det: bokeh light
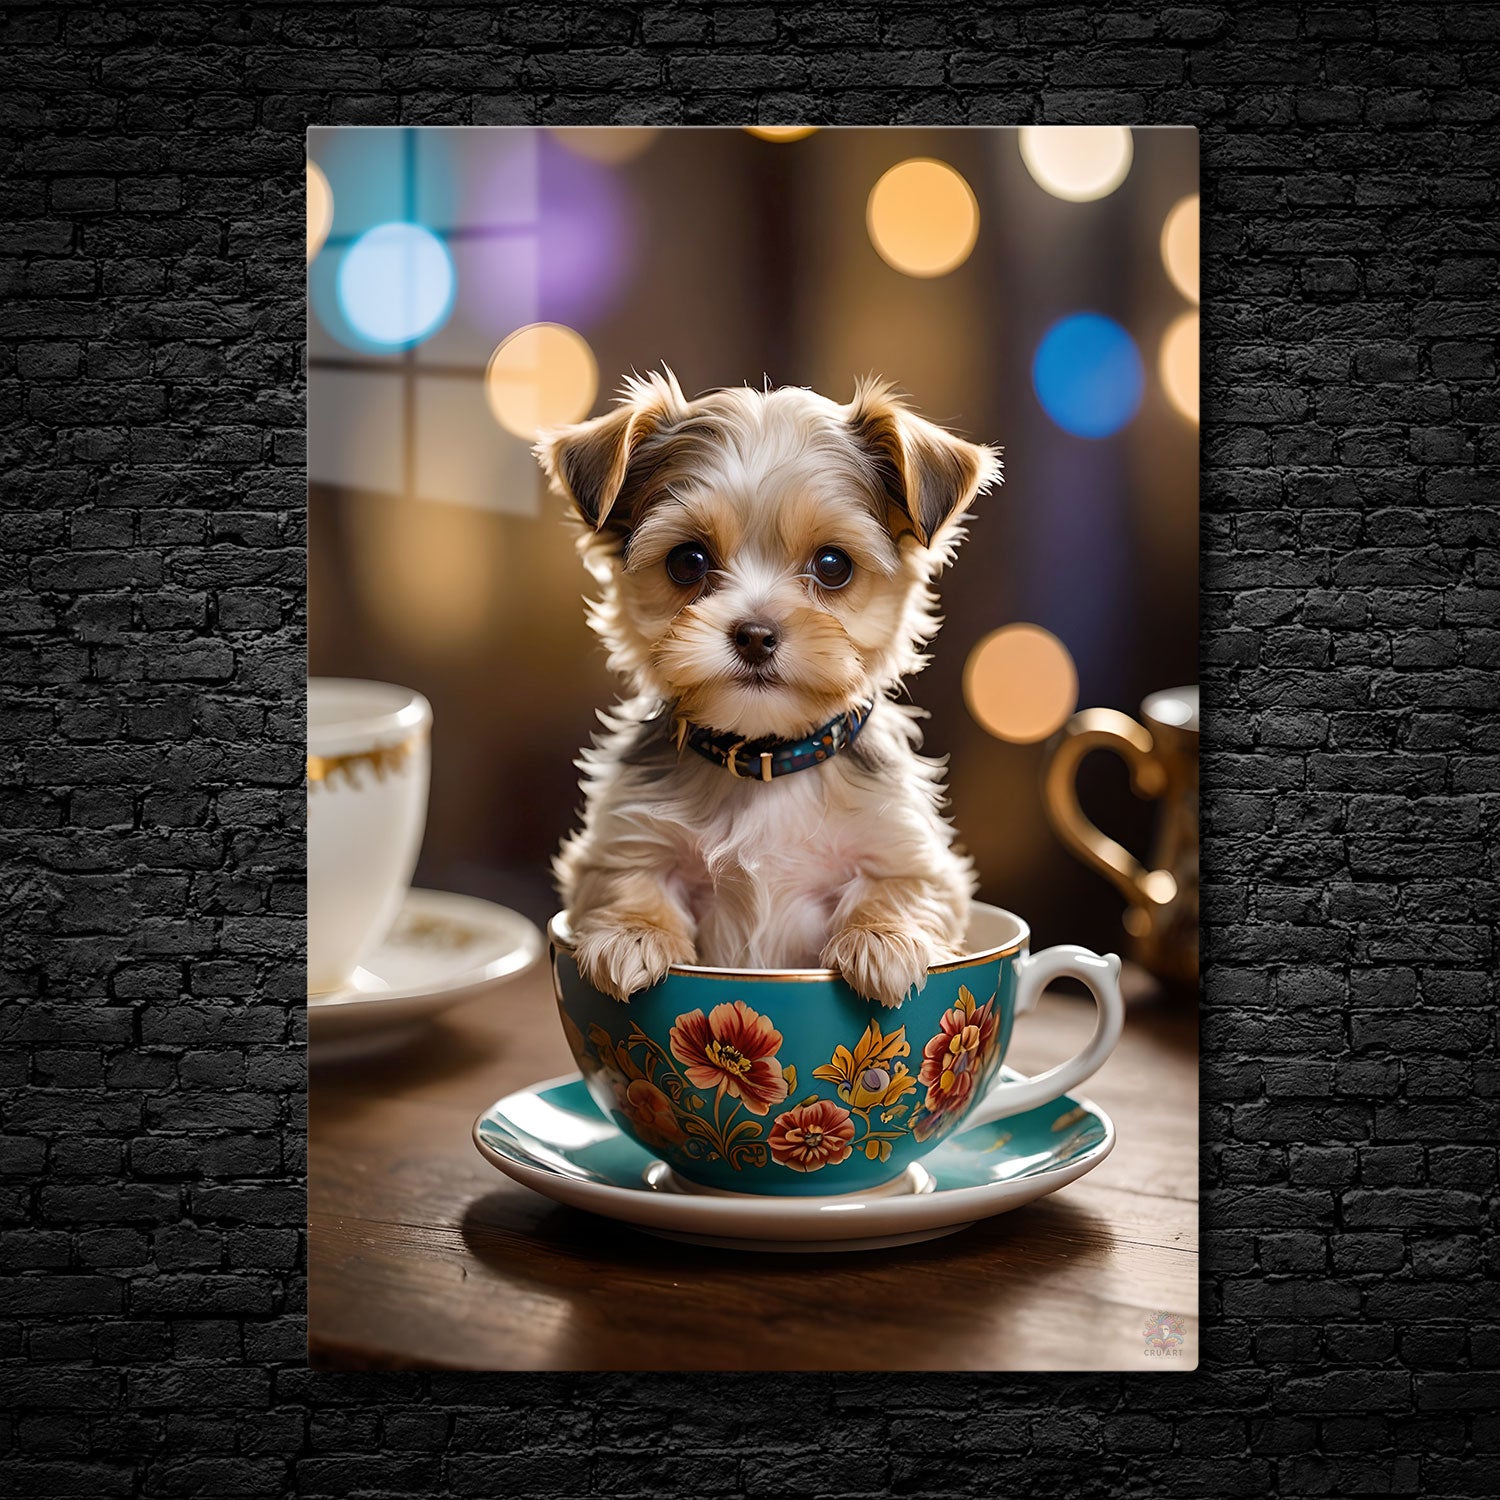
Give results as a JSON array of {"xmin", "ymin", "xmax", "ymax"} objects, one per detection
[
  {"xmin": 336, "ymin": 222, "xmax": 455, "ymax": 349},
  {"xmin": 964, "ymin": 624, "xmax": 1079, "ymax": 744},
  {"xmin": 1032, "ymin": 313, "xmax": 1144, "ymax": 439},
  {"xmin": 1161, "ymin": 194, "xmax": 1199, "ymax": 303},
  {"xmin": 1159, "ymin": 310, "xmax": 1199, "ymax": 424},
  {"xmin": 866, "ymin": 159, "xmax": 979, "ymax": 278},
  {"xmin": 352, "ymin": 495, "xmax": 494, "ymax": 650},
  {"xmin": 551, "ymin": 128, "xmax": 660, "ymax": 165},
  {"xmin": 745, "ymin": 126, "xmax": 820, "ymax": 142},
  {"xmin": 1019, "ymin": 127, "xmax": 1133, "ymax": 203},
  {"xmin": 485, "ymin": 323, "xmax": 598, "ymax": 439},
  {"xmin": 524, "ymin": 136, "xmax": 637, "ymax": 328},
  {"xmin": 307, "ymin": 160, "xmax": 333, "ymax": 263}
]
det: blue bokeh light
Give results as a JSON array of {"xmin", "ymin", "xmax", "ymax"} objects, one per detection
[
  {"xmin": 1031, "ymin": 313, "xmax": 1144, "ymax": 439},
  {"xmin": 336, "ymin": 222, "xmax": 455, "ymax": 349}
]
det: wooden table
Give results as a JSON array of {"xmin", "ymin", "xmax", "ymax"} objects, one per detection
[{"xmin": 309, "ymin": 953, "xmax": 1198, "ymax": 1371}]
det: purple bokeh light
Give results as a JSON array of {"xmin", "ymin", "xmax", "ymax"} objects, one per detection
[
  {"xmin": 535, "ymin": 135, "xmax": 637, "ymax": 327},
  {"xmin": 459, "ymin": 134, "xmax": 637, "ymax": 341}
]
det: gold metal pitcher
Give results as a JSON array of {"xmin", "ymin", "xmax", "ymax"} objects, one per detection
[{"xmin": 1044, "ymin": 686, "xmax": 1199, "ymax": 986}]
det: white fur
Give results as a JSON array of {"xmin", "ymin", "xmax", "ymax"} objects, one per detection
[
  {"xmin": 561, "ymin": 699, "xmax": 973, "ymax": 971},
  {"xmin": 539, "ymin": 375, "xmax": 1001, "ymax": 1006}
]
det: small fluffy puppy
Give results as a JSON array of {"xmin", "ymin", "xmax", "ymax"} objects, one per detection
[{"xmin": 536, "ymin": 371, "xmax": 1001, "ymax": 1008}]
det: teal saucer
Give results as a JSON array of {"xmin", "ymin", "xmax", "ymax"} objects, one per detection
[{"xmin": 473, "ymin": 1068, "xmax": 1115, "ymax": 1252}]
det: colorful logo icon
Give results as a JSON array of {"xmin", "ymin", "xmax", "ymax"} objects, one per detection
[{"xmin": 1143, "ymin": 1311, "xmax": 1186, "ymax": 1355}]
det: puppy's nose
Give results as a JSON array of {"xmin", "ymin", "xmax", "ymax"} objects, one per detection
[{"xmin": 731, "ymin": 620, "xmax": 779, "ymax": 664}]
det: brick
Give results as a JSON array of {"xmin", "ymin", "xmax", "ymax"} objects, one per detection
[{"xmin": 0, "ymin": 10, "xmax": 1490, "ymax": 1494}]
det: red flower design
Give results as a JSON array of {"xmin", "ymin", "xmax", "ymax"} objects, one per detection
[
  {"xmin": 668, "ymin": 1000, "xmax": 788, "ymax": 1116},
  {"xmin": 615, "ymin": 1077, "xmax": 686, "ymax": 1149},
  {"xmin": 768, "ymin": 1099, "xmax": 856, "ymax": 1172},
  {"xmin": 912, "ymin": 987, "xmax": 999, "ymax": 1138}
]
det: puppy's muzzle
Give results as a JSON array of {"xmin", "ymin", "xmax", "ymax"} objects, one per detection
[{"xmin": 731, "ymin": 620, "xmax": 779, "ymax": 666}]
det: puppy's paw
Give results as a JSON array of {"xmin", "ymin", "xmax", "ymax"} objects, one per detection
[
  {"xmin": 575, "ymin": 921, "xmax": 696, "ymax": 1002},
  {"xmin": 822, "ymin": 926, "xmax": 931, "ymax": 1009}
]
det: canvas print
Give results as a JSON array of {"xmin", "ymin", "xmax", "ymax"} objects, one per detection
[{"xmin": 306, "ymin": 125, "xmax": 1199, "ymax": 1371}]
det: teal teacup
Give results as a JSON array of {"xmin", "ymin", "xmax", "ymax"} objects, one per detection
[{"xmin": 549, "ymin": 904, "xmax": 1125, "ymax": 1196}]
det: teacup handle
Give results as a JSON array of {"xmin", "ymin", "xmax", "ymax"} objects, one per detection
[
  {"xmin": 964, "ymin": 945, "xmax": 1125, "ymax": 1128},
  {"xmin": 1044, "ymin": 708, "xmax": 1178, "ymax": 915}
]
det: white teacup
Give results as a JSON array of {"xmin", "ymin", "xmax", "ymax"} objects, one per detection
[{"xmin": 307, "ymin": 679, "xmax": 431, "ymax": 995}]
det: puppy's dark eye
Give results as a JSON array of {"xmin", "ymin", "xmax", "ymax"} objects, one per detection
[
  {"xmin": 811, "ymin": 547, "xmax": 854, "ymax": 589},
  {"xmin": 666, "ymin": 542, "xmax": 711, "ymax": 586}
]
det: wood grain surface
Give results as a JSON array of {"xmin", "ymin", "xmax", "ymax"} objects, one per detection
[{"xmin": 309, "ymin": 955, "xmax": 1198, "ymax": 1371}]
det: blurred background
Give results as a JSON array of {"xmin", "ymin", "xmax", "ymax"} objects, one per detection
[{"xmin": 308, "ymin": 126, "xmax": 1198, "ymax": 960}]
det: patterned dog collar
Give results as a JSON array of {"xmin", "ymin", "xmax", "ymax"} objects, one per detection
[{"xmin": 676, "ymin": 702, "xmax": 873, "ymax": 781}]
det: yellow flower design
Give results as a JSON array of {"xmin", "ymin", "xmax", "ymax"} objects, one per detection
[{"xmin": 812, "ymin": 1019, "xmax": 917, "ymax": 1111}]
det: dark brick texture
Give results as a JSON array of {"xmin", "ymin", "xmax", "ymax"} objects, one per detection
[{"xmin": 2, "ymin": 3, "xmax": 1496, "ymax": 1496}]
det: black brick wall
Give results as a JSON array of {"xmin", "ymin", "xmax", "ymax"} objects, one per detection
[{"xmin": 2, "ymin": 4, "xmax": 1495, "ymax": 1495}]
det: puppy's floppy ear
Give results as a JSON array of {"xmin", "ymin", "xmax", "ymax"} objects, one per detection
[
  {"xmin": 846, "ymin": 377, "xmax": 1002, "ymax": 548},
  {"xmin": 535, "ymin": 370, "xmax": 686, "ymax": 531}
]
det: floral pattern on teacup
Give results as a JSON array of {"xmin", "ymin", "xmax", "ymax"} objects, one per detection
[
  {"xmin": 811, "ymin": 1018, "xmax": 919, "ymax": 1163},
  {"xmin": 767, "ymin": 1098, "xmax": 857, "ymax": 1172},
  {"xmin": 668, "ymin": 1000, "xmax": 789, "ymax": 1116},
  {"xmin": 574, "ymin": 987, "xmax": 1000, "ymax": 1175},
  {"xmin": 616, "ymin": 1077, "xmax": 687, "ymax": 1150},
  {"xmin": 583, "ymin": 1002, "xmax": 787, "ymax": 1172},
  {"xmin": 910, "ymin": 986, "xmax": 1001, "ymax": 1143}
]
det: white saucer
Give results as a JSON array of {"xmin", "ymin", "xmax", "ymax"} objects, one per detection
[
  {"xmin": 309, "ymin": 889, "xmax": 542, "ymax": 1043},
  {"xmin": 472, "ymin": 1070, "xmax": 1115, "ymax": 1253}
]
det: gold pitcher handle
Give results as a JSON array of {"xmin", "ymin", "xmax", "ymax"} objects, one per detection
[{"xmin": 1044, "ymin": 708, "xmax": 1178, "ymax": 916}]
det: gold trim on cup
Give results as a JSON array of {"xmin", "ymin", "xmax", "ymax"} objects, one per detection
[
  {"xmin": 546, "ymin": 907, "xmax": 1029, "ymax": 984},
  {"xmin": 306, "ymin": 726, "xmax": 428, "ymax": 791}
]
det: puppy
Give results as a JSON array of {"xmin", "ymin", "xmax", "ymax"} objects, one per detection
[{"xmin": 536, "ymin": 370, "xmax": 1001, "ymax": 1008}]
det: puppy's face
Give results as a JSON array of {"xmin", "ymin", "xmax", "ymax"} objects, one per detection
[{"xmin": 537, "ymin": 374, "xmax": 1000, "ymax": 739}]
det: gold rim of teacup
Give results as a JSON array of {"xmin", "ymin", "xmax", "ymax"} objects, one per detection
[
  {"xmin": 546, "ymin": 904, "xmax": 1029, "ymax": 983},
  {"xmin": 306, "ymin": 726, "xmax": 429, "ymax": 790}
]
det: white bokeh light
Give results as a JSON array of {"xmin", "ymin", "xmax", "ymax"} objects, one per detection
[{"xmin": 1019, "ymin": 127, "xmax": 1134, "ymax": 203}]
